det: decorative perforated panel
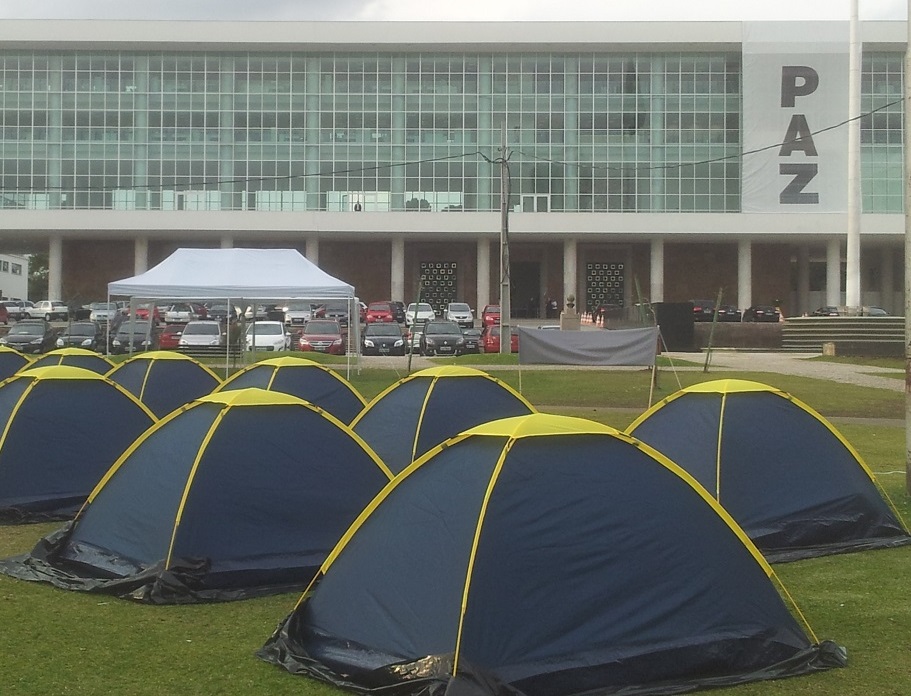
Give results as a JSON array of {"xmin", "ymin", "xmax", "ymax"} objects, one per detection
[
  {"xmin": 419, "ymin": 262, "xmax": 458, "ymax": 315},
  {"xmin": 586, "ymin": 262, "xmax": 625, "ymax": 312}
]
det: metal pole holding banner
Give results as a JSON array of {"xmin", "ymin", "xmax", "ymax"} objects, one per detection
[{"xmin": 904, "ymin": 0, "xmax": 911, "ymax": 495}]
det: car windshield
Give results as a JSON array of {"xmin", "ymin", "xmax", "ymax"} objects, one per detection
[
  {"xmin": 426, "ymin": 322, "xmax": 461, "ymax": 335},
  {"xmin": 449, "ymin": 303, "xmax": 470, "ymax": 312},
  {"xmin": 119, "ymin": 322, "xmax": 152, "ymax": 335},
  {"xmin": 486, "ymin": 306, "xmax": 500, "ymax": 314},
  {"xmin": 90, "ymin": 302, "xmax": 115, "ymax": 310},
  {"xmin": 247, "ymin": 323, "xmax": 283, "ymax": 335},
  {"xmin": 368, "ymin": 303, "xmax": 390, "ymax": 311},
  {"xmin": 9, "ymin": 324, "xmax": 43, "ymax": 335},
  {"xmin": 305, "ymin": 321, "xmax": 340, "ymax": 335},
  {"xmin": 68, "ymin": 325, "xmax": 96, "ymax": 336},
  {"xmin": 286, "ymin": 301, "xmax": 311, "ymax": 311},
  {"xmin": 408, "ymin": 303, "xmax": 433, "ymax": 312},
  {"xmin": 366, "ymin": 324, "xmax": 401, "ymax": 336},
  {"xmin": 183, "ymin": 323, "xmax": 219, "ymax": 335}
]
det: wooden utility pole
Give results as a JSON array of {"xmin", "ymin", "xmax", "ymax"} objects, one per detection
[{"xmin": 499, "ymin": 122, "xmax": 512, "ymax": 355}]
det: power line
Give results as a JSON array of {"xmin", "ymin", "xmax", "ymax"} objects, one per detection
[
  {"xmin": 512, "ymin": 98, "xmax": 905, "ymax": 175},
  {"xmin": 1, "ymin": 97, "xmax": 904, "ymax": 193}
]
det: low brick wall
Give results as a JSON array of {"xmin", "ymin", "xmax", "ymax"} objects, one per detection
[{"xmin": 694, "ymin": 322, "xmax": 783, "ymax": 351}]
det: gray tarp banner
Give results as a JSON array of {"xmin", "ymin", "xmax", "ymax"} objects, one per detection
[{"xmin": 518, "ymin": 326, "xmax": 659, "ymax": 366}]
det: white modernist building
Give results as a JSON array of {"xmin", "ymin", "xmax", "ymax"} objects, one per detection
[{"xmin": 0, "ymin": 19, "xmax": 905, "ymax": 316}]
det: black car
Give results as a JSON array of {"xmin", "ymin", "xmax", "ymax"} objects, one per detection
[
  {"xmin": 56, "ymin": 321, "xmax": 105, "ymax": 351},
  {"xmin": 0, "ymin": 320, "xmax": 57, "ymax": 354},
  {"xmin": 716, "ymin": 304, "xmax": 742, "ymax": 322},
  {"xmin": 391, "ymin": 301, "xmax": 407, "ymax": 323},
  {"xmin": 419, "ymin": 320, "xmax": 466, "ymax": 356},
  {"xmin": 362, "ymin": 323, "xmax": 406, "ymax": 356},
  {"xmin": 461, "ymin": 327, "xmax": 482, "ymax": 354},
  {"xmin": 691, "ymin": 300, "xmax": 716, "ymax": 322},
  {"xmin": 742, "ymin": 305, "xmax": 781, "ymax": 323},
  {"xmin": 110, "ymin": 319, "xmax": 159, "ymax": 354}
]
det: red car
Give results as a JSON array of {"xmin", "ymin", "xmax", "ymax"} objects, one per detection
[
  {"xmin": 134, "ymin": 303, "xmax": 161, "ymax": 323},
  {"xmin": 298, "ymin": 319, "xmax": 346, "ymax": 355},
  {"xmin": 158, "ymin": 323, "xmax": 184, "ymax": 350},
  {"xmin": 365, "ymin": 301, "xmax": 395, "ymax": 324},
  {"xmin": 480, "ymin": 325, "xmax": 518, "ymax": 353},
  {"xmin": 481, "ymin": 304, "xmax": 501, "ymax": 327}
]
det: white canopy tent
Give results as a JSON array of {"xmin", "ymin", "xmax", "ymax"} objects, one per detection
[{"xmin": 107, "ymin": 248, "xmax": 359, "ymax": 376}]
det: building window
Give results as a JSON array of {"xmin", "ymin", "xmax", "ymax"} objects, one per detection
[
  {"xmin": 0, "ymin": 261, "xmax": 8, "ymax": 272},
  {"xmin": 11, "ymin": 263, "xmax": 21, "ymax": 275}
]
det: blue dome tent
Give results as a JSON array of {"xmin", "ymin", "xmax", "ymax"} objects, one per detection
[
  {"xmin": 0, "ymin": 388, "xmax": 392, "ymax": 602},
  {"xmin": 351, "ymin": 366, "xmax": 535, "ymax": 473},
  {"xmin": 105, "ymin": 351, "xmax": 221, "ymax": 418},
  {"xmin": 627, "ymin": 379, "xmax": 911, "ymax": 561},
  {"xmin": 217, "ymin": 356, "xmax": 366, "ymax": 424},
  {"xmin": 31, "ymin": 347, "xmax": 113, "ymax": 375},
  {"xmin": 0, "ymin": 366, "xmax": 156, "ymax": 521},
  {"xmin": 260, "ymin": 414, "xmax": 845, "ymax": 696}
]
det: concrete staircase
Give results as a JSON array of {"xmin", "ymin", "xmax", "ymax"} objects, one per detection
[{"xmin": 781, "ymin": 316, "xmax": 904, "ymax": 356}]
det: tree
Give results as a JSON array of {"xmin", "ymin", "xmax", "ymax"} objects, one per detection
[{"xmin": 27, "ymin": 253, "xmax": 48, "ymax": 300}]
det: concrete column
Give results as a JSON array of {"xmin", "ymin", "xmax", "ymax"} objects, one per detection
[
  {"xmin": 649, "ymin": 238, "xmax": 665, "ymax": 303},
  {"xmin": 881, "ymin": 245, "xmax": 894, "ymax": 312},
  {"xmin": 391, "ymin": 237, "xmax": 405, "ymax": 302},
  {"xmin": 220, "ymin": 236, "xmax": 233, "ymax": 249},
  {"xmin": 476, "ymin": 239, "xmax": 491, "ymax": 311},
  {"xmin": 826, "ymin": 238, "xmax": 842, "ymax": 307},
  {"xmin": 134, "ymin": 237, "xmax": 149, "ymax": 275},
  {"xmin": 797, "ymin": 245, "xmax": 810, "ymax": 315},
  {"xmin": 305, "ymin": 237, "xmax": 319, "ymax": 266},
  {"xmin": 48, "ymin": 236, "xmax": 63, "ymax": 301},
  {"xmin": 563, "ymin": 238, "xmax": 577, "ymax": 306},
  {"xmin": 737, "ymin": 239, "xmax": 752, "ymax": 311}
]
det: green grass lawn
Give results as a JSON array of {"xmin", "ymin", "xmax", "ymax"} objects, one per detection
[{"xmin": 1, "ymin": 367, "xmax": 910, "ymax": 695}]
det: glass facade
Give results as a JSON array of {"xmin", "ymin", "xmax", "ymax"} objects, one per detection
[{"xmin": 0, "ymin": 48, "xmax": 901, "ymax": 214}]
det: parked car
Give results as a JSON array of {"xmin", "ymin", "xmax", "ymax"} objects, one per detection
[
  {"xmin": 461, "ymin": 327, "xmax": 482, "ymax": 354},
  {"xmin": 445, "ymin": 302, "xmax": 474, "ymax": 328},
  {"xmin": 405, "ymin": 302, "xmax": 436, "ymax": 327},
  {"xmin": 314, "ymin": 301, "xmax": 351, "ymax": 329},
  {"xmin": 863, "ymin": 306, "xmax": 889, "ymax": 316},
  {"xmin": 29, "ymin": 300, "xmax": 69, "ymax": 321},
  {"xmin": 404, "ymin": 324, "xmax": 424, "ymax": 354},
  {"xmin": 245, "ymin": 321, "xmax": 291, "ymax": 352},
  {"xmin": 2, "ymin": 300, "xmax": 32, "ymax": 321},
  {"xmin": 419, "ymin": 320, "xmax": 466, "ymax": 356},
  {"xmin": 88, "ymin": 302, "xmax": 118, "ymax": 324},
  {"xmin": 244, "ymin": 304, "xmax": 276, "ymax": 321},
  {"xmin": 365, "ymin": 301, "xmax": 396, "ymax": 324},
  {"xmin": 391, "ymin": 301, "xmax": 407, "ymax": 323},
  {"xmin": 134, "ymin": 303, "xmax": 161, "ymax": 323},
  {"xmin": 480, "ymin": 325, "xmax": 519, "ymax": 353},
  {"xmin": 282, "ymin": 300, "xmax": 314, "ymax": 326},
  {"xmin": 178, "ymin": 320, "xmax": 225, "ymax": 350},
  {"xmin": 0, "ymin": 304, "xmax": 9, "ymax": 325},
  {"xmin": 164, "ymin": 302, "xmax": 201, "ymax": 323},
  {"xmin": 691, "ymin": 299, "xmax": 716, "ymax": 322},
  {"xmin": 56, "ymin": 321, "xmax": 104, "ymax": 351},
  {"xmin": 0, "ymin": 320, "xmax": 57, "ymax": 353},
  {"xmin": 205, "ymin": 302, "xmax": 238, "ymax": 324},
  {"xmin": 298, "ymin": 319, "xmax": 346, "ymax": 355},
  {"xmin": 158, "ymin": 323, "xmax": 184, "ymax": 350},
  {"xmin": 811, "ymin": 306, "xmax": 840, "ymax": 317},
  {"xmin": 717, "ymin": 304, "xmax": 742, "ymax": 322},
  {"xmin": 481, "ymin": 304, "xmax": 501, "ymax": 327},
  {"xmin": 111, "ymin": 319, "xmax": 159, "ymax": 354},
  {"xmin": 742, "ymin": 305, "xmax": 781, "ymax": 323},
  {"xmin": 362, "ymin": 322, "xmax": 406, "ymax": 356}
]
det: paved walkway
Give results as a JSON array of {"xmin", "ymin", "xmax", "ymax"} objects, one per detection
[{"xmin": 680, "ymin": 350, "xmax": 904, "ymax": 392}]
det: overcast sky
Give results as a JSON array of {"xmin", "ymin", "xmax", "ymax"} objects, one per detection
[{"xmin": 0, "ymin": 0, "xmax": 905, "ymax": 22}]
